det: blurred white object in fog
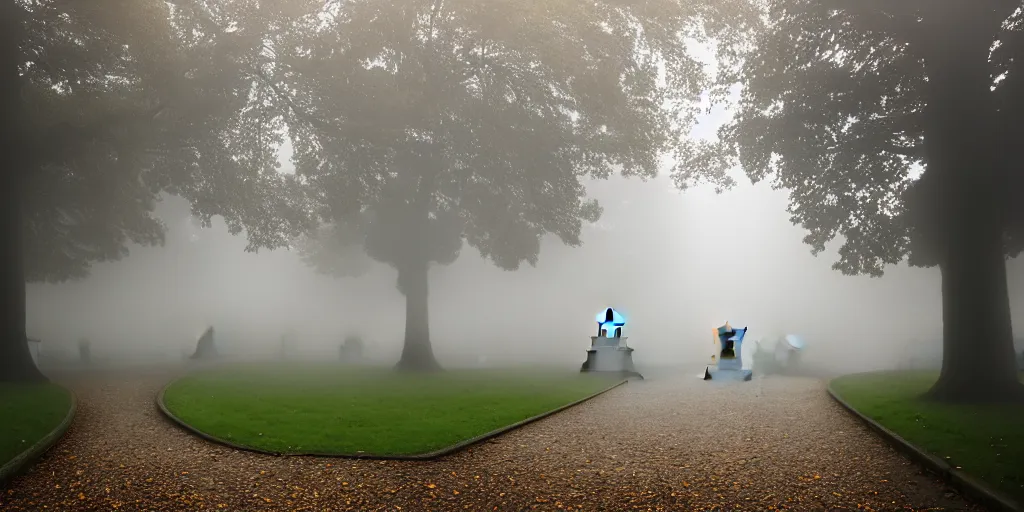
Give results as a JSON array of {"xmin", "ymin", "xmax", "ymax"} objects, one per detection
[
  {"xmin": 774, "ymin": 334, "xmax": 806, "ymax": 365},
  {"xmin": 785, "ymin": 334, "xmax": 806, "ymax": 350}
]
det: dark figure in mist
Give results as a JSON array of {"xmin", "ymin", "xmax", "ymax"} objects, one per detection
[
  {"xmin": 278, "ymin": 332, "xmax": 292, "ymax": 360},
  {"xmin": 190, "ymin": 327, "xmax": 217, "ymax": 360},
  {"xmin": 78, "ymin": 337, "xmax": 90, "ymax": 364},
  {"xmin": 340, "ymin": 335, "xmax": 364, "ymax": 363}
]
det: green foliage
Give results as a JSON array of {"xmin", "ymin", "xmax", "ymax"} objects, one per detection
[
  {"xmin": 10, "ymin": 0, "xmax": 315, "ymax": 283},
  {"xmin": 678, "ymin": 0, "xmax": 1024, "ymax": 276},
  {"xmin": 265, "ymin": 0, "xmax": 751, "ymax": 274},
  {"xmin": 161, "ymin": 364, "xmax": 618, "ymax": 456},
  {"xmin": 832, "ymin": 371, "xmax": 1024, "ymax": 501},
  {"xmin": 293, "ymin": 220, "xmax": 375, "ymax": 278},
  {"xmin": 0, "ymin": 382, "xmax": 73, "ymax": 466},
  {"xmin": 362, "ymin": 200, "xmax": 466, "ymax": 271}
]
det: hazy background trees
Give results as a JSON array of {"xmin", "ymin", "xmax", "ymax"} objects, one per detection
[
  {"xmin": 1, "ymin": 0, "xmax": 309, "ymax": 381},
  {"xmin": 678, "ymin": 0, "xmax": 1024, "ymax": 401},
  {"xmin": 260, "ymin": 0, "xmax": 754, "ymax": 370},
  {"xmin": 9, "ymin": 0, "xmax": 1024, "ymax": 394}
]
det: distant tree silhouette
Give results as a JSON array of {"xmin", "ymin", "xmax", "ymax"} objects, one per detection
[
  {"xmin": 272, "ymin": 0, "xmax": 746, "ymax": 371},
  {"xmin": 682, "ymin": 1, "xmax": 1024, "ymax": 402},
  {"xmin": 294, "ymin": 221, "xmax": 375, "ymax": 280},
  {"xmin": 0, "ymin": 1, "xmax": 312, "ymax": 382}
]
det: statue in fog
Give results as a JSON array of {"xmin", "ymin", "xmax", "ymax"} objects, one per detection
[
  {"xmin": 78, "ymin": 337, "xmax": 91, "ymax": 364},
  {"xmin": 340, "ymin": 335, "xmax": 364, "ymax": 363},
  {"xmin": 189, "ymin": 327, "xmax": 218, "ymax": 360}
]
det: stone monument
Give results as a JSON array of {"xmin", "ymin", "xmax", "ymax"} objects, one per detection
[
  {"xmin": 703, "ymin": 322, "xmax": 752, "ymax": 381},
  {"xmin": 580, "ymin": 307, "xmax": 643, "ymax": 379},
  {"xmin": 189, "ymin": 326, "xmax": 218, "ymax": 360},
  {"xmin": 339, "ymin": 335, "xmax": 364, "ymax": 364}
]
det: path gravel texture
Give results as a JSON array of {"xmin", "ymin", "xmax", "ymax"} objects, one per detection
[{"xmin": 0, "ymin": 366, "xmax": 982, "ymax": 511}]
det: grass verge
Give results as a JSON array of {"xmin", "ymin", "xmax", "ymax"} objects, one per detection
[
  {"xmin": 830, "ymin": 370, "xmax": 1024, "ymax": 503},
  {"xmin": 0, "ymin": 382, "xmax": 74, "ymax": 468},
  {"xmin": 161, "ymin": 364, "xmax": 621, "ymax": 456}
]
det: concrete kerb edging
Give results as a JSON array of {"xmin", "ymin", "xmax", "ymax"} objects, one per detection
[
  {"xmin": 157, "ymin": 378, "xmax": 629, "ymax": 461},
  {"xmin": 826, "ymin": 381, "xmax": 1023, "ymax": 512},
  {"xmin": 0, "ymin": 386, "xmax": 77, "ymax": 489}
]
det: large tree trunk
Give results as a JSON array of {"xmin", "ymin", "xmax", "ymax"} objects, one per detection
[
  {"xmin": 393, "ymin": 260, "xmax": 442, "ymax": 372},
  {"xmin": 0, "ymin": 175, "xmax": 43, "ymax": 383},
  {"xmin": 0, "ymin": 4, "xmax": 46, "ymax": 383},
  {"xmin": 920, "ymin": 9, "xmax": 1024, "ymax": 403}
]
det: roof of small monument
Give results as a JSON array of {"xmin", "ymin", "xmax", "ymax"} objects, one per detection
[{"xmin": 596, "ymin": 307, "xmax": 626, "ymax": 326}]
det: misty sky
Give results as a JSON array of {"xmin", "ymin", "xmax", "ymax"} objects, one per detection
[{"xmin": 24, "ymin": 46, "xmax": 1024, "ymax": 373}]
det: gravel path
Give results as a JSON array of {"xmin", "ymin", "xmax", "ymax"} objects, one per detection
[{"xmin": 0, "ymin": 366, "xmax": 982, "ymax": 511}]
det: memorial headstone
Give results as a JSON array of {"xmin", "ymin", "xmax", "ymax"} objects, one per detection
[
  {"xmin": 189, "ymin": 327, "xmax": 218, "ymax": 360},
  {"xmin": 579, "ymin": 307, "xmax": 643, "ymax": 379},
  {"xmin": 340, "ymin": 335, "xmax": 364, "ymax": 363}
]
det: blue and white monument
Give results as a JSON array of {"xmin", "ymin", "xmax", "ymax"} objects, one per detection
[
  {"xmin": 703, "ymin": 322, "xmax": 753, "ymax": 381},
  {"xmin": 580, "ymin": 307, "xmax": 643, "ymax": 379}
]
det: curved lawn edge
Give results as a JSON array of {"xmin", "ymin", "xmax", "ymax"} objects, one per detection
[
  {"xmin": 0, "ymin": 386, "xmax": 77, "ymax": 489},
  {"xmin": 826, "ymin": 379, "xmax": 1023, "ymax": 512},
  {"xmin": 157, "ymin": 378, "xmax": 628, "ymax": 460}
]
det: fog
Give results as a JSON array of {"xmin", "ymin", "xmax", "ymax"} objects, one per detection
[
  {"xmin": 27, "ymin": 162, "xmax": 1024, "ymax": 376},
  {"xmin": 23, "ymin": 67, "xmax": 1024, "ymax": 378}
]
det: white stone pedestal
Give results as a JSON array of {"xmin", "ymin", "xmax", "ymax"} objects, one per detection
[{"xmin": 580, "ymin": 336, "xmax": 643, "ymax": 379}]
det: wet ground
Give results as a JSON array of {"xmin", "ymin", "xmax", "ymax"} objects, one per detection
[{"xmin": 0, "ymin": 364, "xmax": 980, "ymax": 511}]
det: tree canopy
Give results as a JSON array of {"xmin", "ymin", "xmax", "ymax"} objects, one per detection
[
  {"xmin": 14, "ymin": 0, "xmax": 312, "ymax": 283},
  {"xmin": 678, "ymin": 0, "xmax": 1024, "ymax": 276},
  {"xmin": 260, "ymin": 0, "xmax": 754, "ymax": 369},
  {"xmin": 293, "ymin": 218, "xmax": 375, "ymax": 279},
  {"xmin": 680, "ymin": 0, "xmax": 1024, "ymax": 401},
  {"xmin": 274, "ymin": 0, "xmax": 758, "ymax": 265},
  {"xmin": 2, "ymin": 0, "xmax": 315, "ymax": 381}
]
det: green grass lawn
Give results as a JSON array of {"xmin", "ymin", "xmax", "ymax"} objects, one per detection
[
  {"xmin": 0, "ymin": 382, "xmax": 74, "ymax": 468},
  {"xmin": 161, "ymin": 364, "xmax": 621, "ymax": 456},
  {"xmin": 831, "ymin": 371, "xmax": 1024, "ymax": 503}
]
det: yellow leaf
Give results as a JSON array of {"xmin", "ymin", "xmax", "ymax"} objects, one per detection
[{"xmin": 426, "ymin": 483, "xmax": 437, "ymax": 489}]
